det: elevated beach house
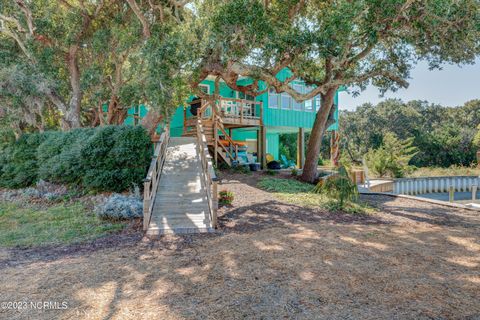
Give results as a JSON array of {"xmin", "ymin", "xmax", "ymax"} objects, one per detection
[{"xmin": 126, "ymin": 70, "xmax": 340, "ymax": 169}]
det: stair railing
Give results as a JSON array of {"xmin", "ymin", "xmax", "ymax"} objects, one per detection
[
  {"xmin": 143, "ymin": 123, "xmax": 170, "ymax": 231},
  {"xmin": 213, "ymin": 115, "xmax": 238, "ymax": 164},
  {"xmin": 196, "ymin": 118, "xmax": 218, "ymax": 228}
]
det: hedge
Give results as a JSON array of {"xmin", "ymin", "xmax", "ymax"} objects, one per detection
[{"xmin": 0, "ymin": 126, "xmax": 153, "ymax": 192}]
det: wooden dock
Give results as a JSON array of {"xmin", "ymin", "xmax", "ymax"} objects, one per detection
[{"xmin": 146, "ymin": 137, "xmax": 214, "ymax": 236}]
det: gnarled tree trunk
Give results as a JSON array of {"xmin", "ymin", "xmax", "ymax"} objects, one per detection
[
  {"xmin": 141, "ymin": 109, "xmax": 163, "ymax": 138},
  {"xmin": 301, "ymin": 87, "xmax": 337, "ymax": 183},
  {"xmin": 64, "ymin": 45, "xmax": 82, "ymax": 129}
]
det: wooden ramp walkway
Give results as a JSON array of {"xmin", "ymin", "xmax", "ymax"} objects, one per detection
[{"xmin": 146, "ymin": 137, "xmax": 214, "ymax": 236}]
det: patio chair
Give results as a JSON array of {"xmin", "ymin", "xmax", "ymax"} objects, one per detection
[
  {"xmin": 280, "ymin": 154, "xmax": 296, "ymax": 169},
  {"xmin": 266, "ymin": 153, "xmax": 275, "ymax": 163}
]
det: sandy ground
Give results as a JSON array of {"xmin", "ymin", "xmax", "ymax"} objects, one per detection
[{"xmin": 0, "ymin": 173, "xmax": 479, "ymax": 320}]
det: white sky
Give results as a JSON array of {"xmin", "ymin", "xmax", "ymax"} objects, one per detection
[{"xmin": 339, "ymin": 58, "xmax": 480, "ymax": 111}]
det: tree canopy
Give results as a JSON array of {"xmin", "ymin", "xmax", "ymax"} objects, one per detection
[
  {"xmin": 1, "ymin": 0, "xmax": 480, "ymax": 177},
  {"xmin": 342, "ymin": 99, "xmax": 480, "ymax": 168}
]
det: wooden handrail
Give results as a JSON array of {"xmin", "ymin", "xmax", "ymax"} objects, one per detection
[
  {"xmin": 198, "ymin": 100, "xmax": 211, "ymax": 118},
  {"xmin": 196, "ymin": 119, "xmax": 218, "ymax": 229},
  {"xmin": 219, "ymin": 97, "xmax": 262, "ymax": 105},
  {"xmin": 215, "ymin": 116, "xmax": 238, "ymax": 161},
  {"xmin": 143, "ymin": 123, "xmax": 170, "ymax": 231}
]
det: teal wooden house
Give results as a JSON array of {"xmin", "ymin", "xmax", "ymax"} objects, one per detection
[{"xmin": 126, "ymin": 70, "xmax": 340, "ymax": 169}]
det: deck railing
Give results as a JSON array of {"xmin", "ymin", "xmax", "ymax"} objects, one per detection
[
  {"xmin": 219, "ymin": 98, "xmax": 262, "ymax": 120},
  {"xmin": 196, "ymin": 118, "xmax": 218, "ymax": 228},
  {"xmin": 143, "ymin": 124, "xmax": 170, "ymax": 231},
  {"xmin": 186, "ymin": 97, "xmax": 262, "ymax": 121}
]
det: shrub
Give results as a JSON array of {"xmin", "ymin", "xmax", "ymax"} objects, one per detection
[
  {"xmin": 473, "ymin": 124, "xmax": 480, "ymax": 149},
  {"xmin": 219, "ymin": 190, "xmax": 234, "ymax": 205},
  {"xmin": 95, "ymin": 194, "xmax": 143, "ymax": 220},
  {"xmin": 0, "ymin": 144, "xmax": 11, "ymax": 180},
  {"xmin": 265, "ymin": 169, "xmax": 277, "ymax": 176},
  {"xmin": 0, "ymin": 126, "xmax": 152, "ymax": 192},
  {"xmin": 0, "ymin": 132, "xmax": 50, "ymax": 188},
  {"xmin": 81, "ymin": 126, "xmax": 152, "ymax": 192},
  {"xmin": 232, "ymin": 164, "xmax": 250, "ymax": 174},
  {"xmin": 37, "ymin": 128, "xmax": 94, "ymax": 184},
  {"xmin": 312, "ymin": 166, "xmax": 358, "ymax": 208},
  {"xmin": 291, "ymin": 167, "xmax": 298, "ymax": 176},
  {"xmin": 365, "ymin": 133, "xmax": 418, "ymax": 178}
]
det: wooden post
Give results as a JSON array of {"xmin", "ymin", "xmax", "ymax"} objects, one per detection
[
  {"xmin": 143, "ymin": 181, "xmax": 151, "ymax": 231},
  {"xmin": 472, "ymin": 185, "xmax": 477, "ymax": 201},
  {"xmin": 212, "ymin": 181, "xmax": 218, "ymax": 228},
  {"xmin": 183, "ymin": 107, "xmax": 187, "ymax": 135},
  {"xmin": 297, "ymin": 127, "xmax": 305, "ymax": 169},
  {"xmin": 449, "ymin": 186, "xmax": 454, "ymax": 202},
  {"xmin": 260, "ymin": 125, "xmax": 267, "ymax": 169},
  {"xmin": 257, "ymin": 128, "xmax": 261, "ymax": 165},
  {"xmin": 259, "ymin": 101, "xmax": 263, "ymax": 122},
  {"xmin": 240, "ymin": 100, "xmax": 244, "ymax": 123},
  {"xmin": 214, "ymin": 121, "xmax": 218, "ymax": 166}
]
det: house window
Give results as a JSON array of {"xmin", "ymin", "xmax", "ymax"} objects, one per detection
[
  {"xmin": 305, "ymin": 99, "xmax": 313, "ymax": 111},
  {"xmin": 304, "ymin": 86, "xmax": 313, "ymax": 111},
  {"xmin": 268, "ymin": 88, "xmax": 279, "ymax": 108},
  {"xmin": 292, "ymin": 84, "xmax": 303, "ymax": 110},
  {"xmin": 199, "ymin": 84, "xmax": 210, "ymax": 94},
  {"xmin": 239, "ymin": 92, "xmax": 255, "ymax": 101},
  {"xmin": 281, "ymin": 92, "xmax": 291, "ymax": 109},
  {"xmin": 315, "ymin": 95, "xmax": 321, "ymax": 111}
]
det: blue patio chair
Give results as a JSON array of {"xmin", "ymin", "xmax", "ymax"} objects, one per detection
[{"xmin": 280, "ymin": 154, "xmax": 296, "ymax": 169}]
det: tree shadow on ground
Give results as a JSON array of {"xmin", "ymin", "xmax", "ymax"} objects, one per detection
[{"xmin": 1, "ymin": 175, "xmax": 480, "ymax": 319}]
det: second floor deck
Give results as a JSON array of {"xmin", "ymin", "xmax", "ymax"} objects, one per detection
[{"xmin": 184, "ymin": 97, "xmax": 263, "ymax": 129}]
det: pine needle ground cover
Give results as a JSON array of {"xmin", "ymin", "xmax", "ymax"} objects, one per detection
[{"xmin": 1, "ymin": 173, "xmax": 479, "ymax": 319}]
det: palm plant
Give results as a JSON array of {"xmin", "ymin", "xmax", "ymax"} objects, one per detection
[{"xmin": 312, "ymin": 166, "xmax": 358, "ymax": 208}]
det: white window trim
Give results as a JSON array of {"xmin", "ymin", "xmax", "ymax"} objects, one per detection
[
  {"xmin": 305, "ymin": 99, "xmax": 313, "ymax": 112},
  {"xmin": 292, "ymin": 84, "xmax": 304, "ymax": 111},
  {"xmin": 268, "ymin": 88, "xmax": 279, "ymax": 109},
  {"xmin": 281, "ymin": 92, "xmax": 292, "ymax": 110},
  {"xmin": 315, "ymin": 96, "xmax": 321, "ymax": 111}
]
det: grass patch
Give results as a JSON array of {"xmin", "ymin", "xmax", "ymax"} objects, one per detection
[
  {"xmin": 257, "ymin": 177, "xmax": 313, "ymax": 193},
  {"xmin": 407, "ymin": 166, "xmax": 480, "ymax": 177},
  {"xmin": 0, "ymin": 202, "xmax": 125, "ymax": 247},
  {"xmin": 257, "ymin": 177, "xmax": 374, "ymax": 215}
]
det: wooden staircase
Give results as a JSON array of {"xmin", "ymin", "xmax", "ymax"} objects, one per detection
[
  {"xmin": 183, "ymin": 97, "xmax": 263, "ymax": 167},
  {"xmin": 183, "ymin": 113, "xmax": 237, "ymax": 167}
]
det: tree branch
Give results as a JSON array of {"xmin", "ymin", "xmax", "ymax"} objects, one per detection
[{"xmin": 126, "ymin": 0, "xmax": 151, "ymax": 38}]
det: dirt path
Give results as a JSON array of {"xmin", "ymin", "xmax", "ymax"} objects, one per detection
[{"xmin": 1, "ymin": 173, "xmax": 479, "ymax": 319}]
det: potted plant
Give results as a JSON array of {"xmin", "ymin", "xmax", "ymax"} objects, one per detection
[{"xmin": 219, "ymin": 190, "xmax": 234, "ymax": 205}]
